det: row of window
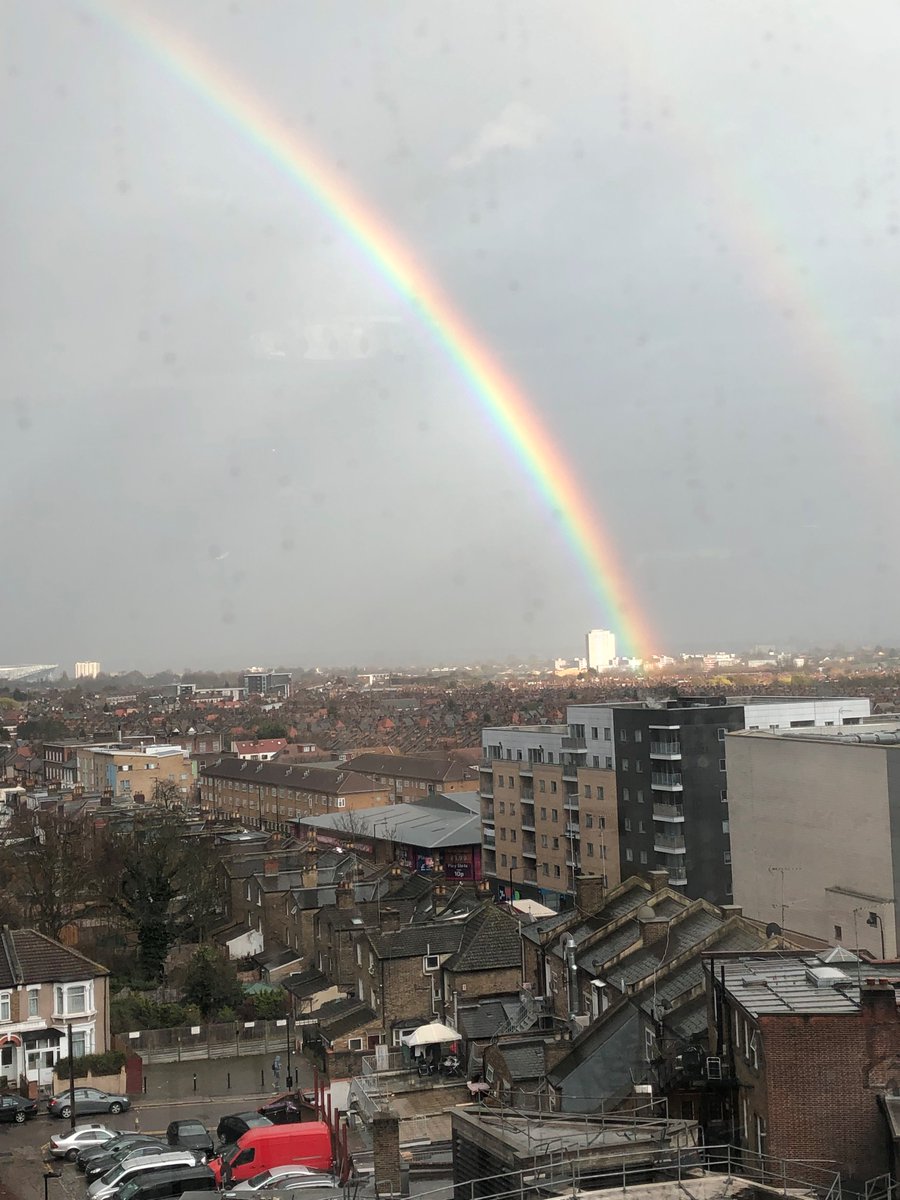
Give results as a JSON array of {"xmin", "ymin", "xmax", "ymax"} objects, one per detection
[{"xmin": 0, "ymin": 983, "xmax": 92, "ymax": 1022}]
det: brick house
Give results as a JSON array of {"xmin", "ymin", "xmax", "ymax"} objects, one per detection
[
  {"xmin": 0, "ymin": 927, "xmax": 110, "ymax": 1093},
  {"xmin": 342, "ymin": 753, "xmax": 478, "ymax": 803},
  {"xmin": 710, "ymin": 950, "xmax": 900, "ymax": 1182}
]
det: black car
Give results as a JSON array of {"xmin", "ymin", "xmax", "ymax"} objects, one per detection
[
  {"xmin": 83, "ymin": 1138, "xmax": 168, "ymax": 1181},
  {"xmin": 0, "ymin": 1094, "xmax": 38, "ymax": 1124},
  {"xmin": 166, "ymin": 1121, "xmax": 214, "ymax": 1159},
  {"xmin": 215, "ymin": 1112, "xmax": 272, "ymax": 1147},
  {"xmin": 256, "ymin": 1092, "xmax": 316, "ymax": 1125},
  {"xmin": 78, "ymin": 1134, "xmax": 166, "ymax": 1172}
]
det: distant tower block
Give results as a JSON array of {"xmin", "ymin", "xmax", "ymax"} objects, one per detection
[
  {"xmin": 585, "ymin": 629, "xmax": 616, "ymax": 672},
  {"xmin": 74, "ymin": 661, "xmax": 101, "ymax": 680}
]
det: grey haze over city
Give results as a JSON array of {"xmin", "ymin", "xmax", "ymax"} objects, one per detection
[{"xmin": 3, "ymin": 1, "xmax": 899, "ymax": 671}]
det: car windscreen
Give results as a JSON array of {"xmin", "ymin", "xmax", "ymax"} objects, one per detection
[{"xmin": 247, "ymin": 1172, "xmax": 273, "ymax": 1188}]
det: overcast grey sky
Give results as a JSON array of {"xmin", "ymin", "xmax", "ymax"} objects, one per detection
[{"xmin": 3, "ymin": 1, "xmax": 899, "ymax": 671}]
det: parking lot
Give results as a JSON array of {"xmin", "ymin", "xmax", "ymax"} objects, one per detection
[{"xmin": 0, "ymin": 1057, "xmax": 314, "ymax": 1200}]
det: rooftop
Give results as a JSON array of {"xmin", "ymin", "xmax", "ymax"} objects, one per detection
[
  {"xmin": 297, "ymin": 795, "xmax": 480, "ymax": 849},
  {"xmin": 716, "ymin": 950, "xmax": 900, "ymax": 1015},
  {"xmin": 730, "ymin": 722, "xmax": 900, "ymax": 747}
]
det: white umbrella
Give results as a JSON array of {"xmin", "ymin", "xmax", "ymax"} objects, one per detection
[{"xmin": 402, "ymin": 1021, "xmax": 462, "ymax": 1047}]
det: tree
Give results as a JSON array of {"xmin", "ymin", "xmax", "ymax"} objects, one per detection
[
  {"xmin": 151, "ymin": 778, "xmax": 182, "ymax": 810},
  {"xmin": 0, "ymin": 810, "xmax": 98, "ymax": 938},
  {"xmin": 182, "ymin": 946, "xmax": 243, "ymax": 1019},
  {"xmin": 255, "ymin": 721, "xmax": 288, "ymax": 740}
]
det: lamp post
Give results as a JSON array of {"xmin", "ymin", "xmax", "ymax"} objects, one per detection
[
  {"xmin": 867, "ymin": 910, "xmax": 887, "ymax": 960},
  {"xmin": 285, "ymin": 1011, "xmax": 293, "ymax": 1091},
  {"xmin": 66, "ymin": 1022, "xmax": 76, "ymax": 1132}
]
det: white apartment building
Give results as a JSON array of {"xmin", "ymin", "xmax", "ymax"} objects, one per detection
[
  {"xmin": 585, "ymin": 629, "xmax": 616, "ymax": 672},
  {"xmin": 74, "ymin": 662, "xmax": 101, "ymax": 680}
]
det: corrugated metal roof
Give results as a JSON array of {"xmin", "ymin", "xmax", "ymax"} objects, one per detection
[{"xmin": 721, "ymin": 953, "xmax": 900, "ymax": 1015}]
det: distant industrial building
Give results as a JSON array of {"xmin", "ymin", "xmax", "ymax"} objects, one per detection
[
  {"xmin": 727, "ymin": 721, "xmax": 900, "ymax": 958},
  {"xmin": 243, "ymin": 669, "xmax": 292, "ymax": 698},
  {"xmin": 0, "ymin": 664, "xmax": 60, "ymax": 683},
  {"xmin": 585, "ymin": 629, "xmax": 616, "ymax": 672},
  {"xmin": 74, "ymin": 661, "xmax": 101, "ymax": 680}
]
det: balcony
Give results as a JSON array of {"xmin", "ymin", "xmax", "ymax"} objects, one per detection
[
  {"xmin": 482, "ymin": 803, "xmax": 495, "ymax": 822},
  {"xmin": 653, "ymin": 802, "xmax": 685, "ymax": 822},
  {"xmin": 521, "ymin": 787, "xmax": 534, "ymax": 801},
  {"xmin": 565, "ymin": 855, "xmax": 582, "ymax": 871},
  {"xmin": 654, "ymin": 833, "xmax": 686, "ymax": 854},
  {"xmin": 480, "ymin": 779, "xmax": 494, "ymax": 798},
  {"xmin": 483, "ymin": 828, "xmax": 496, "ymax": 847},
  {"xmin": 522, "ymin": 838, "xmax": 537, "ymax": 858},
  {"xmin": 650, "ymin": 741, "xmax": 682, "ymax": 760},
  {"xmin": 521, "ymin": 819, "xmax": 536, "ymax": 832},
  {"xmin": 564, "ymin": 797, "xmax": 580, "ymax": 811},
  {"xmin": 562, "ymin": 735, "xmax": 587, "ymax": 750},
  {"xmin": 651, "ymin": 771, "xmax": 683, "ymax": 791},
  {"xmin": 565, "ymin": 822, "xmax": 580, "ymax": 837},
  {"xmin": 519, "ymin": 763, "xmax": 535, "ymax": 776},
  {"xmin": 668, "ymin": 871, "xmax": 688, "ymax": 886},
  {"xmin": 480, "ymin": 758, "xmax": 499, "ymax": 771},
  {"xmin": 562, "ymin": 760, "xmax": 580, "ymax": 781}
]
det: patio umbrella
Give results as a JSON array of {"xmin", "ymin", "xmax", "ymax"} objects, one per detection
[{"xmin": 402, "ymin": 1021, "xmax": 462, "ymax": 1047}]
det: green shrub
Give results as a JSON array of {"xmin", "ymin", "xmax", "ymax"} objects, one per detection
[{"xmin": 55, "ymin": 1050, "xmax": 126, "ymax": 1078}]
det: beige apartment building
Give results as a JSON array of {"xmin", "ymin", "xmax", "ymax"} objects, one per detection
[
  {"xmin": 726, "ymin": 723, "xmax": 900, "ymax": 958},
  {"xmin": 199, "ymin": 758, "xmax": 390, "ymax": 832},
  {"xmin": 481, "ymin": 725, "xmax": 619, "ymax": 905},
  {"xmin": 75, "ymin": 743, "xmax": 193, "ymax": 804}
]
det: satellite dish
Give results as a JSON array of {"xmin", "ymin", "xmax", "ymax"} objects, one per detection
[{"xmin": 766, "ymin": 922, "xmax": 782, "ymax": 937}]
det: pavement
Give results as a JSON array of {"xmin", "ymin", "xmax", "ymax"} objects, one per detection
[{"xmin": 0, "ymin": 1053, "xmax": 317, "ymax": 1200}]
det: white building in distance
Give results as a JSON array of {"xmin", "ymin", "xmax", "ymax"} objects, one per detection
[
  {"xmin": 585, "ymin": 629, "xmax": 616, "ymax": 672},
  {"xmin": 75, "ymin": 661, "xmax": 101, "ymax": 680}
]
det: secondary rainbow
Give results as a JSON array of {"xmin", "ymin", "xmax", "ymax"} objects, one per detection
[{"xmin": 96, "ymin": 3, "xmax": 655, "ymax": 658}]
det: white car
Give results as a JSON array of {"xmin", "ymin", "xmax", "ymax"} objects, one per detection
[
  {"xmin": 48, "ymin": 1125, "xmax": 116, "ymax": 1161},
  {"xmin": 227, "ymin": 1168, "xmax": 336, "ymax": 1195},
  {"xmin": 88, "ymin": 1151, "xmax": 200, "ymax": 1200}
]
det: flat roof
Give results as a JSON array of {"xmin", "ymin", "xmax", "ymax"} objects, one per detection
[
  {"xmin": 730, "ymin": 722, "xmax": 900, "ymax": 747},
  {"xmin": 716, "ymin": 951, "xmax": 900, "ymax": 1015}
]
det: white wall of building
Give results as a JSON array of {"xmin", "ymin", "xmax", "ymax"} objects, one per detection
[
  {"xmin": 585, "ymin": 629, "xmax": 616, "ymax": 672},
  {"xmin": 741, "ymin": 698, "xmax": 871, "ymax": 730}
]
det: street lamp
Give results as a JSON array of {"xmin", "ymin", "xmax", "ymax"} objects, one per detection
[{"xmin": 867, "ymin": 910, "xmax": 887, "ymax": 959}]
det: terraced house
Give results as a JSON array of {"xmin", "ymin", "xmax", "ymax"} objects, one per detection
[{"xmin": 0, "ymin": 928, "xmax": 110, "ymax": 1095}]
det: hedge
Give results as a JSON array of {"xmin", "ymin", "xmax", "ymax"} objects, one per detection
[{"xmin": 54, "ymin": 1050, "xmax": 126, "ymax": 1078}]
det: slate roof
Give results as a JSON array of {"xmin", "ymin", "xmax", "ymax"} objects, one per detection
[
  {"xmin": 253, "ymin": 943, "xmax": 302, "ymax": 970},
  {"xmin": 201, "ymin": 758, "xmax": 380, "ymax": 795},
  {"xmin": 499, "ymin": 1039, "xmax": 547, "ymax": 1081},
  {"xmin": 367, "ymin": 924, "xmax": 464, "ymax": 959},
  {"xmin": 444, "ymin": 905, "xmax": 522, "ymax": 972},
  {"xmin": 0, "ymin": 928, "xmax": 108, "ymax": 987},
  {"xmin": 282, "ymin": 968, "xmax": 331, "ymax": 999},
  {"xmin": 313, "ymin": 997, "xmax": 377, "ymax": 1038},
  {"xmin": 456, "ymin": 997, "xmax": 522, "ymax": 1040},
  {"xmin": 343, "ymin": 753, "xmax": 474, "ymax": 783}
]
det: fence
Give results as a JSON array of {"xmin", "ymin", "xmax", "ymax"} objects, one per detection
[{"xmin": 114, "ymin": 1017, "xmax": 296, "ymax": 1063}]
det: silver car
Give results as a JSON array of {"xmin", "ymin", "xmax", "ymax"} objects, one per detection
[
  {"xmin": 49, "ymin": 1125, "xmax": 116, "ymax": 1161},
  {"xmin": 87, "ymin": 1151, "xmax": 199, "ymax": 1200},
  {"xmin": 227, "ymin": 1169, "xmax": 334, "ymax": 1195}
]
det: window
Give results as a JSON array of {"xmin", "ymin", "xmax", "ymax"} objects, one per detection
[
  {"xmin": 423, "ymin": 954, "xmax": 440, "ymax": 971},
  {"xmin": 551, "ymin": 808, "xmax": 558, "ymax": 822},
  {"xmin": 604, "ymin": 727, "xmax": 611, "ymax": 740},
  {"xmin": 644, "ymin": 1027, "xmax": 657, "ymax": 1062},
  {"xmin": 719, "ymin": 759, "xmax": 726, "ymax": 772},
  {"xmin": 554, "ymin": 864, "xmax": 561, "ymax": 878},
  {"xmin": 27, "ymin": 989, "xmax": 39, "ymax": 1017},
  {"xmin": 718, "ymin": 728, "xmax": 726, "ymax": 741},
  {"xmin": 539, "ymin": 780, "xmax": 546, "ymax": 793},
  {"xmin": 500, "ymin": 828, "xmax": 507, "ymax": 840},
  {"xmin": 547, "ymin": 753, "xmax": 554, "ymax": 764},
  {"xmin": 724, "ymin": 850, "xmax": 732, "ymax": 864},
  {"xmin": 552, "ymin": 836, "xmax": 560, "ymax": 849},
  {"xmin": 625, "ymin": 848, "xmax": 634, "ymax": 862},
  {"xmin": 498, "ymin": 801, "xmax": 505, "ymax": 814},
  {"xmin": 500, "ymin": 853, "xmax": 507, "ymax": 867},
  {"xmin": 509, "ymin": 803, "xmax": 515, "ymax": 816},
  {"xmin": 622, "ymin": 759, "xmax": 629, "ymax": 772},
  {"xmin": 622, "ymin": 787, "xmax": 630, "ymax": 803},
  {"xmin": 592, "ymin": 755, "xmax": 600, "ymax": 767},
  {"xmin": 336, "ymin": 797, "xmax": 346, "ymax": 807},
  {"xmin": 834, "ymin": 924, "xmax": 843, "ymax": 940},
  {"xmin": 620, "ymin": 729, "xmax": 627, "ymax": 743},
  {"xmin": 721, "ymin": 789, "xmax": 728, "ymax": 802},
  {"xmin": 511, "ymin": 855, "xmax": 518, "ymax": 868},
  {"xmin": 722, "ymin": 820, "xmax": 730, "ymax": 834},
  {"xmin": 634, "ymin": 730, "xmax": 642, "ymax": 743},
  {"xmin": 0, "ymin": 993, "xmax": 9, "ymax": 1022},
  {"xmin": 638, "ymin": 820, "xmax": 645, "ymax": 834},
  {"xmin": 605, "ymin": 756, "xmax": 612, "ymax": 769},
  {"xmin": 485, "ymin": 1065, "xmax": 495, "ymax": 1084},
  {"xmin": 624, "ymin": 817, "xmax": 632, "ymax": 832},
  {"xmin": 348, "ymin": 1037, "xmax": 364, "ymax": 1051},
  {"xmin": 508, "ymin": 776, "xmax": 514, "ymax": 788},
  {"xmin": 591, "ymin": 727, "xmax": 598, "ymax": 739},
  {"xmin": 550, "ymin": 781, "xmax": 557, "ymax": 794},
  {"xmin": 510, "ymin": 829, "xmax": 517, "ymax": 842},
  {"xmin": 71, "ymin": 1031, "xmax": 87, "ymax": 1058},
  {"xmin": 540, "ymin": 834, "xmax": 548, "ymax": 847},
  {"xmin": 540, "ymin": 807, "xmax": 547, "ymax": 820},
  {"xmin": 585, "ymin": 813, "xmax": 593, "ymax": 829},
  {"xmin": 587, "ymin": 843, "xmax": 594, "ymax": 857},
  {"xmin": 598, "ymin": 785, "xmax": 604, "ymax": 800},
  {"xmin": 542, "ymin": 863, "xmax": 549, "ymax": 876},
  {"xmin": 636, "ymin": 789, "xmax": 643, "ymax": 804},
  {"xmin": 635, "ymin": 760, "xmax": 643, "ymax": 773},
  {"xmin": 356, "ymin": 942, "xmax": 363, "ymax": 966},
  {"xmin": 639, "ymin": 850, "xmax": 648, "ymax": 864}
]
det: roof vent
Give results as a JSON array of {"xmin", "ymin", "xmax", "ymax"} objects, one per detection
[
  {"xmin": 741, "ymin": 976, "xmax": 770, "ymax": 989},
  {"xmin": 806, "ymin": 965, "xmax": 850, "ymax": 988},
  {"xmin": 817, "ymin": 945, "xmax": 859, "ymax": 965}
]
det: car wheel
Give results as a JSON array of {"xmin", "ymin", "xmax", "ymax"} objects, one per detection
[
  {"xmin": 14, "ymin": 1111, "xmax": 25, "ymax": 1124},
  {"xmin": 59, "ymin": 1106, "xmax": 72, "ymax": 1120},
  {"xmin": 109, "ymin": 1102, "xmax": 123, "ymax": 1115},
  {"xmin": 66, "ymin": 1149, "xmax": 79, "ymax": 1162}
]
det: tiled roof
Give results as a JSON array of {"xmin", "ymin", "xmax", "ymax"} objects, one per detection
[
  {"xmin": 499, "ymin": 1039, "xmax": 547, "ymax": 1081},
  {"xmin": 456, "ymin": 998, "xmax": 521, "ymax": 1040},
  {"xmin": 343, "ymin": 753, "xmax": 473, "ymax": 783},
  {"xmin": 201, "ymin": 758, "xmax": 380, "ymax": 795},
  {"xmin": 313, "ymin": 997, "xmax": 376, "ymax": 1038},
  {"xmin": 0, "ymin": 928, "xmax": 108, "ymax": 987},
  {"xmin": 444, "ymin": 905, "xmax": 522, "ymax": 972},
  {"xmin": 368, "ymin": 924, "xmax": 464, "ymax": 960}
]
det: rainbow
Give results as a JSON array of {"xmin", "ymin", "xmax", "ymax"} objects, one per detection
[{"xmin": 94, "ymin": 3, "xmax": 655, "ymax": 660}]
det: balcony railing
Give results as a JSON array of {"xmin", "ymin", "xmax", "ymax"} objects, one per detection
[
  {"xmin": 480, "ymin": 780, "xmax": 494, "ymax": 797},
  {"xmin": 654, "ymin": 833, "xmax": 686, "ymax": 853},
  {"xmin": 653, "ymin": 802, "xmax": 685, "ymax": 822},
  {"xmin": 565, "ymin": 822, "xmax": 580, "ymax": 836},
  {"xmin": 483, "ymin": 829, "xmax": 496, "ymax": 847},
  {"xmin": 651, "ymin": 772, "xmax": 683, "ymax": 791},
  {"xmin": 562, "ymin": 735, "xmax": 587, "ymax": 750},
  {"xmin": 521, "ymin": 788, "xmax": 534, "ymax": 801},
  {"xmin": 650, "ymin": 742, "xmax": 682, "ymax": 760}
]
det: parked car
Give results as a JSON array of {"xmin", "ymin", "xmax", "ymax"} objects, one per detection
[
  {"xmin": 49, "ymin": 1125, "xmax": 117, "ymax": 1162},
  {"xmin": 78, "ymin": 1135, "xmax": 162, "ymax": 1172},
  {"xmin": 114, "ymin": 1164, "xmax": 217, "ymax": 1200},
  {"xmin": 0, "ymin": 1094, "xmax": 39, "ymax": 1123},
  {"xmin": 87, "ymin": 1151, "xmax": 199, "ymax": 1200},
  {"xmin": 84, "ymin": 1142, "xmax": 173, "ymax": 1184},
  {"xmin": 226, "ymin": 1167, "xmax": 335, "ymax": 1194},
  {"xmin": 47, "ymin": 1087, "xmax": 130, "ymax": 1119},
  {"xmin": 256, "ymin": 1093, "xmax": 316, "ymax": 1126},
  {"xmin": 166, "ymin": 1120, "xmax": 214, "ymax": 1159},
  {"xmin": 210, "ymin": 1124, "xmax": 333, "ymax": 1186},
  {"xmin": 216, "ymin": 1113, "xmax": 272, "ymax": 1148}
]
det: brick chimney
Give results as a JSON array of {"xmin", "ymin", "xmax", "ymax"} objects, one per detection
[
  {"xmin": 647, "ymin": 869, "xmax": 669, "ymax": 893},
  {"xmin": 720, "ymin": 904, "xmax": 743, "ymax": 919},
  {"xmin": 372, "ymin": 1107, "xmax": 405, "ymax": 1196},
  {"xmin": 574, "ymin": 874, "xmax": 607, "ymax": 915},
  {"xmin": 637, "ymin": 905, "xmax": 670, "ymax": 945},
  {"xmin": 263, "ymin": 857, "xmax": 280, "ymax": 877},
  {"xmin": 380, "ymin": 908, "xmax": 401, "ymax": 932},
  {"xmin": 860, "ymin": 978, "xmax": 899, "ymax": 1023},
  {"xmin": 336, "ymin": 879, "xmax": 355, "ymax": 910}
]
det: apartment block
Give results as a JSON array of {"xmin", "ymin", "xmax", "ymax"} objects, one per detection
[
  {"xmin": 481, "ymin": 696, "xmax": 870, "ymax": 908},
  {"xmin": 75, "ymin": 743, "xmax": 193, "ymax": 803},
  {"xmin": 727, "ymin": 721, "xmax": 900, "ymax": 957}
]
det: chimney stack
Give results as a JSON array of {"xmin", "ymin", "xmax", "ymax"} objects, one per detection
[
  {"xmin": 860, "ymin": 978, "xmax": 899, "ymax": 1023},
  {"xmin": 380, "ymin": 908, "xmax": 401, "ymax": 932},
  {"xmin": 336, "ymin": 879, "xmax": 355, "ymax": 910},
  {"xmin": 372, "ymin": 1107, "xmax": 406, "ymax": 1196},
  {"xmin": 263, "ymin": 857, "xmax": 280, "ymax": 877},
  {"xmin": 647, "ymin": 870, "xmax": 669, "ymax": 893},
  {"xmin": 574, "ymin": 874, "xmax": 607, "ymax": 915}
]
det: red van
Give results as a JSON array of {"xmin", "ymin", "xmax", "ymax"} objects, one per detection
[{"xmin": 210, "ymin": 1122, "xmax": 333, "ymax": 1185}]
